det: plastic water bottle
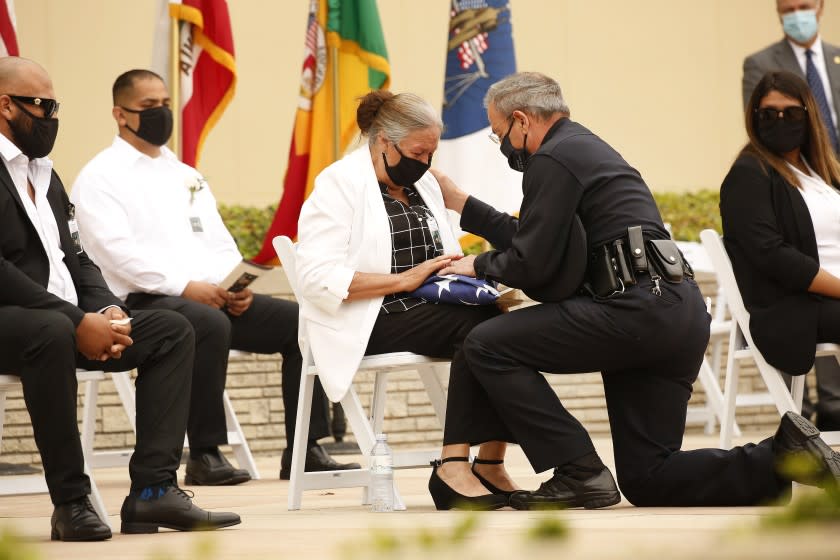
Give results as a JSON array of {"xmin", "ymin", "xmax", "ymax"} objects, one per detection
[{"xmin": 370, "ymin": 433, "xmax": 394, "ymax": 512}]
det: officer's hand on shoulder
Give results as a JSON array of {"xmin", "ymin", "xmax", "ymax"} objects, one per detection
[{"xmin": 430, "ymin": 168, "xmax": 468, "ymax": 214}]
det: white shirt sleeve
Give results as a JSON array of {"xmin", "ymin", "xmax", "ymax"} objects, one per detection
[
  {"xmin": 296, "ymin": 169, "xmax": 359, "ymax": 314},
  {"xmin": 71, "ymin": 169, "xmax": 191, "ymax": 297}
]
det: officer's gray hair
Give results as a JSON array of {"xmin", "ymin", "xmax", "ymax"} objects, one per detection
[{"xmin": 484, "ymin": 72, "xmax": 570, "ymax": 119}]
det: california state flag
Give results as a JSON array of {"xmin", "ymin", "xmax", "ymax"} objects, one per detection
[
  {"xmin": 0, "ymin": 0, "xmax": 19, "ymax": 56},
  {"xmin": 152, "ymin": 0, "xmax": 236, "ymax": 167}
]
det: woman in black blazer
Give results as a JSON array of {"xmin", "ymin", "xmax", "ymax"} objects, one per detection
[{"xmin": 720, "ymin": 71, "xmax": 840, "ymax": 429}]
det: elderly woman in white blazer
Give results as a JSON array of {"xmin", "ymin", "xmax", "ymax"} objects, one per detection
[{"xmin": 297, "ymin": 91, "xmax": 512, "ymax": 511}]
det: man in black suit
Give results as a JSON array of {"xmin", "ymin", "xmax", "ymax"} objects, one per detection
[
  {"xmin": 742, "ymin": 0, "xmax": 840, "ymax": 430},
  {"xmin": 0, "ymin": 57, "xmax": 239, "ymax": 540}
]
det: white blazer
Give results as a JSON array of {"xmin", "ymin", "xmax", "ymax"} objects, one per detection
[{"xmin": 296, "ymin": 145, "xmax": 462, "ymax": 402}]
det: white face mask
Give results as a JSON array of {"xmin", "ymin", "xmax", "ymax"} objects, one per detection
[{"xmin": 782, "ymin": 9, "xmax": 819, "ymax": 44}]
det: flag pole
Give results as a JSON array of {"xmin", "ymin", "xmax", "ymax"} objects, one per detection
[
  {"xmin": 330, "ymin": 44, "xmax": 340, "ymax": 163},
  {"xmin": 169, "ymin": 13, "xmax": 181, "ymax": 159}
]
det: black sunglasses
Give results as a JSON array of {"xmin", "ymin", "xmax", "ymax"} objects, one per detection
[
  {"xmin": 755, "ymin": 106, "xmax": 808, "ymax": 123},
  {"xmin": 6, "ymin": 94, "xmax": 60, "ymax": 118}
]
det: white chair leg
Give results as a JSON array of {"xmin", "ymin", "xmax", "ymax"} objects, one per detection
[
  {"xmin": 110, "ymin": 371, "xmax": 137, "ymax": 432},
  {"xmin": 84, "ymin": 459, "xmax": 111, "ymax": 530},
  {"xmin": 80, "ymin": 377, "xmax": 99, "ymax": 460},
  {"xmin": 789, "ymin": 375, "xmax": 805, "ymax": 415},
  {"xmin": 223, "ymin": 391, "xmax": 260, "ymax": 479},
  {"xmin": 418, "ymin": 364, "xmax": 448, "ymax": 426},
  {"xmin": 288, "ymin": 361, "xmax": 316, "ymax": 511},
  {"xmin": 719, "ymin": 331, "xmax": 742, "ymax": 449},
  {"xmin": 341, "ymin": 388, "xmax": 378, "ymax": 506},
  {"xmin": 370, "ymin": 372, "xmax": 388, "ymax": 435}
]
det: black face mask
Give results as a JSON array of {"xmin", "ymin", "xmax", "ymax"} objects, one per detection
[
  {"xmin": 122, "ymin": 105, "xmax": 173, "ymax": 146},
  {"xmin": 756, "ymin": 117, "xmax": 808, "ymax": 155},
  {"xmin": 499, "ymin": 121, "xmax": 529, "ymax": 172},
  {"xmin": 382, "ymin": 144, "xmax": 431, "ymax": 187},
  {"xmin": 8, "ymin": 100, "xmax": 59, "ymax": 159}
]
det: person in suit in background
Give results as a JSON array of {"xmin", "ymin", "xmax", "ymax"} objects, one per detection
[
  {"xmin": 70, "ymin": 69, "xmax": 359, "ymax": 482},
  {"xmin": 742, "ymin": 0, "xmax": 840, "ymax": 430},
  {"xmin": 0, "ymin": 56, "xmax": 240, "ymax": 540}
]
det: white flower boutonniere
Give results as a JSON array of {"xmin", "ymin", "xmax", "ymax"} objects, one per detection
[{"xmin": 187, "ymin": 175, "xmax": 207, "ymax": 204}]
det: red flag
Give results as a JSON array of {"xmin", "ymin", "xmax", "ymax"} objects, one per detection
[
  {"xmin": 0, "ymin": 1, "xmax": 19, "ymax": 56},
  {"xmin": 154, "ymin": 0, "xmax": 236, "ymax": 167}
]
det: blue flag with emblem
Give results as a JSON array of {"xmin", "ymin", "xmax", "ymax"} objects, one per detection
[{"xmin": 435, "ymin": 0, "xmax": 520, "ymax": 247}]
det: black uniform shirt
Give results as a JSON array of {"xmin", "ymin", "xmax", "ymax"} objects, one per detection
[{"xmin": 462, "ymin": 118, "xmax": 668, "ymax": 292}]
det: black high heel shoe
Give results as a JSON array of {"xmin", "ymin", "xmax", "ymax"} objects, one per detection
[
  {"xmin": 472, "ymin": 458, "xmax": 515, "ymax": 497},
  {"xmin": 428, "ymin": 457, "xmax": 508, "ymax": 511}
]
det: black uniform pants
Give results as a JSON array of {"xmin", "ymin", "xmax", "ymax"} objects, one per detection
[
  {"xmin": 125, "ymin": 293, "xmax": 330, "ymax": 448},
  {"xmin": 0, "ymin": 307, "xmax": 193, "ymax": 505},
  {"xmin": 443, "ymin": 276, "xmax": 790, "ymax": 507}
]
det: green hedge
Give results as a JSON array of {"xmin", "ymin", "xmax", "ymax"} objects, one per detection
[{"xmin": 219, "ymin": 190, "xmax": 721, "ymax": 258}]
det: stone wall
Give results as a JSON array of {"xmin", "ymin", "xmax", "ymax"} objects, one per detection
[{"xmin": 0, "ymin": 273, "xmax": 799, "ymax": 467}]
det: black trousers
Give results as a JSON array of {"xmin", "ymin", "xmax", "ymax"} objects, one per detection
[
  {"xmin": 365, "ymin": 303, "xmax": 500, "ymax": 358},
  {"xmin": 125, "ymin": 293, "xmax": 330, "ymax": 447},
  {"xmin": 0, "ymin": 306, "xmax": 193, "ymax": 505},
  {"xmin": 443, "ymin": 276, "xmax": 790, "ymax": 507}
]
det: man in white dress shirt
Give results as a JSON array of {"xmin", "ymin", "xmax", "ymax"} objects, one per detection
[
  {"xmin": 0, "ymin": 57, "xmax": 240, "ymax": 540},
  {"xmin": 742, "ymin": 0, "xmax": 840, "ymax": 430},
  {"xmin": 70, "ymin": 69, "xmax": 359, "ymax": 483}
]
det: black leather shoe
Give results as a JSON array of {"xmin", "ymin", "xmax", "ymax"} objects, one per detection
[
  {"xmin": 51, "ymin": 496, "xmax": 112, "ymax": 541},
  {"xmin": 428, "ymin": 458, "xmax": 508, "ymax": 511},
  {"xmin": 773, "ymin": 411, "xmax": 840, "ymax": 488},
  {"xmin": 509, "ymin": 465, "xmax": 621, "ymax": 510},
  {"xmin": 120, "ymin": 484, "xmax": 241, "ymax": 533},
  {"xmin": 279, "ymin": 444, "xmax": 362, "ymax": 480},
  {"xmin": 185, "ymin": 449, "xmax": 251, "ymax": 486}
]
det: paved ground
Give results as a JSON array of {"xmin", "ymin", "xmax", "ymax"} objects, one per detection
[{"xmin": 1, "ymin": 434, "xmax": 838, "ymax": 560}]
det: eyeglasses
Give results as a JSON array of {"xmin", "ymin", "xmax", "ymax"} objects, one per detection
[
  {"xmin": 755, "ymin": 106, "xmax": 807, "ymax": 123},
  {"xmin": 488, "ymin": 118, "xmax": 515, "ymax": 144},
  {"xmin": 6, "ymin": 95, "xmax": 60, "ymax": 118}
]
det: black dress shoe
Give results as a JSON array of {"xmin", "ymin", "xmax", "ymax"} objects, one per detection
[
  {"xmin": 428, "ymin": 457, "xmax": 509, "ymax": 510},
  {"xmin": 51, "ymin": 496, "xmax": 112, "ymax": 541},
  {"xmin": 509, "ymin": 465, "xmax": 621, "ymax": 510},
  {"xmin": 279, "ymin": 444, "xmax": 362, "ymax": 480},
  {"xmin": 773, "ymin": 411, "xmax": 840, "ymax": 488},
  {"xmin": 185, "ymin": 449, "xmax": 251, "ymax": 486},
  {"xmin": 120, "ymin": 484, "xmax": 241, "ymax": 533}
]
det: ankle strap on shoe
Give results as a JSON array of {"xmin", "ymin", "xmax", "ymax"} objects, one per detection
[
  {"xmin": 430, "ymin": 456, "xmax": 470, "ymax": 467},
  {"xmin": 473, "ymin": 458, "xmax": 504, "ymax": 465}
]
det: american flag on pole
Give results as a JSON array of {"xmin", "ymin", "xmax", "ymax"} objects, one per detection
[
  {"xmin": 0, "ymin": 0, "xmax": 18, "ymax": 57},
  {"xmin": 435, "ymin": 0, "xmax": 518, "ymax": 247},
  {"xmin": 153, "ymin": 0, "xmax": 236, "ymax": 168}
]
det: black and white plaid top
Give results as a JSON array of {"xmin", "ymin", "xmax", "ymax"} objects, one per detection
[{"xmin": 379, "ymin": 183, "xmax": 444, "ymax": 314}]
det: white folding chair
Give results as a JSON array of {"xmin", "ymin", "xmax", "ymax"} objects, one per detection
[
  {"xmin": 0, "ymin": 370, "xmax": 111, "ymax": 529},
  {"xmin": 97, "ymin": 364, "xmax": 260, "ymax": 479},
  {"xmin": 679, "ymin": 242, "xmax": 742, "ymax": 436},
  {"xmin": 273, "ymin": 235, "xmax": 449, "ymax": 511},
  {"xmin": 700, "ymin": 229, "xmax": 840, "ymax": 448}
]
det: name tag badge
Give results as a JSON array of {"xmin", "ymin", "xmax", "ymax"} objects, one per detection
[
  {"xmin": 425, "ymin": 213, "xmax": 444, "ymax": 251},
  {"xmin": 190, "ymin": 216, "xmax": 204, "ymax": 232},
  {"xmin": 68, "ymin": 218, "xmax": 83, "ymax": 254}
]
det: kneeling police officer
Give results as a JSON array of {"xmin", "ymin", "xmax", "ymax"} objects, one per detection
[{"xmin": 432, "ymin": 71, "xmax": 840, "ymax": 508}]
